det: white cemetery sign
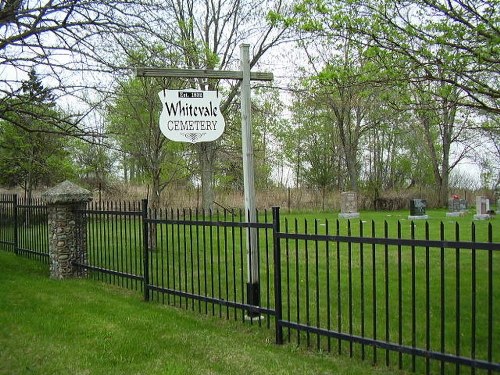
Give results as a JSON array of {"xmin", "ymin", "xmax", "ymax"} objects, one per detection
[{"xmin": 159, "ymin": 89, "xmax": 225, "ymax": 143}]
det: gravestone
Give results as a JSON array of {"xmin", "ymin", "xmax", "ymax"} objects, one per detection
[
  {"xmin": 473, "ymin": 196, "xmax": 490, "ymax": 220},
  {"xmin": 446, "ymin": 195, "xmax": 467, "ymax": 217},
  {"xmin": 459, "ymin": 199, "xmax": 468, "ymax": 211},
  {"xmin": 497, "ymin": 198, "xmax": 500, "ymax": 215},
  {"xmin": 338, "ymin": 191, "xmax": 360, "ymax": 219},
  {"xmin": 408, "ymin": 199, "xmax": 428, "ymax": 220}
]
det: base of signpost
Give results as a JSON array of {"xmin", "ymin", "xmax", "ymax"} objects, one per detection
[{"xmin": 245, "ymin": 282, "xmax": 261, "ymax": 320}]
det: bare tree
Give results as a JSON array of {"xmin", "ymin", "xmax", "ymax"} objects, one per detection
[
  {"xmin": 148, "ymin": 0, "xmax": 295, "ymax": 210},
  {"xmin": 412, "ymin": 79, "xmax": 475, "ymax": 206},
  {"xmin": 0, "ymin": 0, "xmax": 158, "ymax": 136}
]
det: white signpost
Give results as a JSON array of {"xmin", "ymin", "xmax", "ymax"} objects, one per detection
[
  {"xmin": 158, "ymin": 89, "xmax": 225, "ymax": 143},
  {"xmin": 136, "ymin": 44, "xmax": 273, "ymax": 319}
]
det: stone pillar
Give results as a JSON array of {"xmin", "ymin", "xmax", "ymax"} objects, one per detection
[
  {"xmin": 42, "ymin": 181, "xmax": 92, "ymax": 279},
  {"xmin": 339, "ymin": 191, "xmax": 360, "ymax": 219}
]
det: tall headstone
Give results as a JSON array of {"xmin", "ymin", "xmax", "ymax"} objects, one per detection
[
  {"xmin": 497, "ymin": 198, "xmax": 500, "ymax": 215},
  {"xmin": 459, "ymin": 199, "xmax": 468, "ymax": 211},
  {"xmin": 42, "ymin": 181, "xmax": 92, "ymax": 279},
  {"xmin": 446, "ymin": 195, "xmax": 467, "ymax": 217},
  {"xmin": 473, "ymin": 196, "xmax": 490, "ymax": 220},
  {"xmin": 408, "ymin": 199, "xmax": 428, "ymax": 220},
  {"xmin": 339, "ymin": 191, "xmax": 360, "ymax": 219}
]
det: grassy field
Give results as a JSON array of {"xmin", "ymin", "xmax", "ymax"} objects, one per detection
[
  {"xmin": 1, "ymin": 208, "xmax": 498, "ymax": 374},
  {"xmin": 0, "ymin": 251, "xmax": 411, "ymax": 375},
  {"xmin": 77, "ymin": 208, "xmax": 500, "ymax": 373},
  {"xmin": 276, "ymin": 210, "xmax": 500, "ymax": 372}
]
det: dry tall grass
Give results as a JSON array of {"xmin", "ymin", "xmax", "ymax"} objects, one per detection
[
  {"xmin": 2, "ymin": 183, "xmax": 487, "ymax": 212},
  {"xmin": 93, "ymin": 183, "xmax": 482, "ymax": 212}
]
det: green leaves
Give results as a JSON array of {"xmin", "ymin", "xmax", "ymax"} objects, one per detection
[
  {"xmin": 0, "ymin": 70, "xmax": 75, "ymax": 191},
  {"xmin": 286, "ymin": 0, "xmax": 498, "ymax": 113}
]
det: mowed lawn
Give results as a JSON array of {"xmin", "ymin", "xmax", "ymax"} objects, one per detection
[{"xmin": 0, "ymin": 251, "xmax": 407, "ymax": 375}]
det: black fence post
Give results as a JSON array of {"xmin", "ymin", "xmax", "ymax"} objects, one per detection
[
  {"xmin": 142, "ymin": 199, "xmax": 150, "ymax": 302},
  {"xmin": 13, "ymin": 194, "xmax": 18, "ymax": 256},
  {"xmin": 272, "ymin": 206, "xmax": 283, "ymax": 345}
]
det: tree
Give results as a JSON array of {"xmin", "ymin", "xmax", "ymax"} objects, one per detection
[
  {"xmin": 148, "ymin": 0, "xmax": 296, "ymax": 210},
  {"xmin": 288, "ymin": 0, "xmax": 499, "ymax": 114},
  {"xmin": 371, "ymin": 0, "xmax": 500, "ymax": 114},
  {"xmin": 107, "ymin": 74, "xmax": 190, "ymax": 210},
  {"xmin": 299, "ymin": 119, "xmax": 338, "ymax": 209},
  {"xmin": 298, "ymin": 35, "xmax": 392, "ymax": 191},
  {"xmin": 0, "ymin": 0, "xmax": 160, "ymax": 136},
  {"xmin": 0, "ymin": 70, "xmax": 75, "ymax": 198},
  {"xmin": 474, "ymin": 114, "xmax": 500, "ymax": 191},
  {"xmin": 216, "ymin": 87, "xmax": 283, "ymax": 191},
  {"xmin": 359, "ymin": 97, "xmax": 418, "ymax": 198},
  {"xmin": 72, "ymin": 135, "xmax": 115, "ymax": 202},
  {"xmin": 274, "ymin": 0, "xmax": 495, "ymax": 204}
]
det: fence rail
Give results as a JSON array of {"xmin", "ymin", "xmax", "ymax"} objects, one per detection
[{"xmin": 1, "ymin": 194, "xmax": 499, "ymax": 374}]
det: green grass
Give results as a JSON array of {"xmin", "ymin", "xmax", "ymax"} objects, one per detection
[
  {"xmin": 80, "ymin": 210, "xmax": 500, "ymax": 367},
  {"xmin": 2, "ymin": 208, "xmax": 498, "ymax": 374},
  {"xmin": 0, "ymin": 251, "xmax": 409, "ymax": 375},
  {"xmin": 282, "ymin": 208, "xmax": 499, "ymax": 241}
]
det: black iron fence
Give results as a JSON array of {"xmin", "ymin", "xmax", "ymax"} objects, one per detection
[
  {"xmin": 0, "ymin": 194, "xmax": 48, "ymax": 262},
  {"xmin": 144, "ymin": 203, "xmax": 276, "ymax": 326},
  {"xmin": 74, "ymin": 200, "xmax": 145, "ymax": 291},
  {"xmin": 1, "ymin": 194, "xmax": 499, "ymax": 374},
  {"xmin": 275, "ymin": 218, "xmax": 499, "ymax": 374}
]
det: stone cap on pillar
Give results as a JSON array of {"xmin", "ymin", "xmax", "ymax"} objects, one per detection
[{"xmin": 42, "ymin": 180, "xmax": 92, "ymax": 204}]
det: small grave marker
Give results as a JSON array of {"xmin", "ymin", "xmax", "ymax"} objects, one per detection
[
  {"xmin": 338, "ymin": 191, "xmax": 360, "ymax": 219},
  {"xmin": 446, "ymin": 194, "xmax": 467, "ymax": 217},
  {"xmin": 408, "ymin": 199, "xmax": 428, "ymax": 220},
  {"xmin": 473, "ymin": 196, "xmax": 490, "ymax": 220},
  {"xmin": 459, "ymin": 199, "xmax": 468, "ymax": 211}
]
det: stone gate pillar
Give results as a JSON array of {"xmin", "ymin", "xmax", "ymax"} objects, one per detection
[{"xmin": 42, "ymin": 181, "xmax": 92, "ymax": 279}]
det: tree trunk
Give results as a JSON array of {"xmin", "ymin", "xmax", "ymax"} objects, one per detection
[
  {"xmin": 147, "ymin": 168, "xmax": 162, "ymax": 251},
  {"xmin": 337, "ymin": 120, "xmax": 359, "ymax": 192},
  {"xmin": 198, "ymin": 142, "xmax": 215, "ymax": 211},
  {"xmin": 439, "ymin": 168, "xmax": 450, "ymax": 208},
  {"xmin": 420, "ymin": 112, "xmax": 443, "ymax": 196},
  {"xmin": 346, "ymin": 153, "xmax": 358, "ymax": 191}
]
